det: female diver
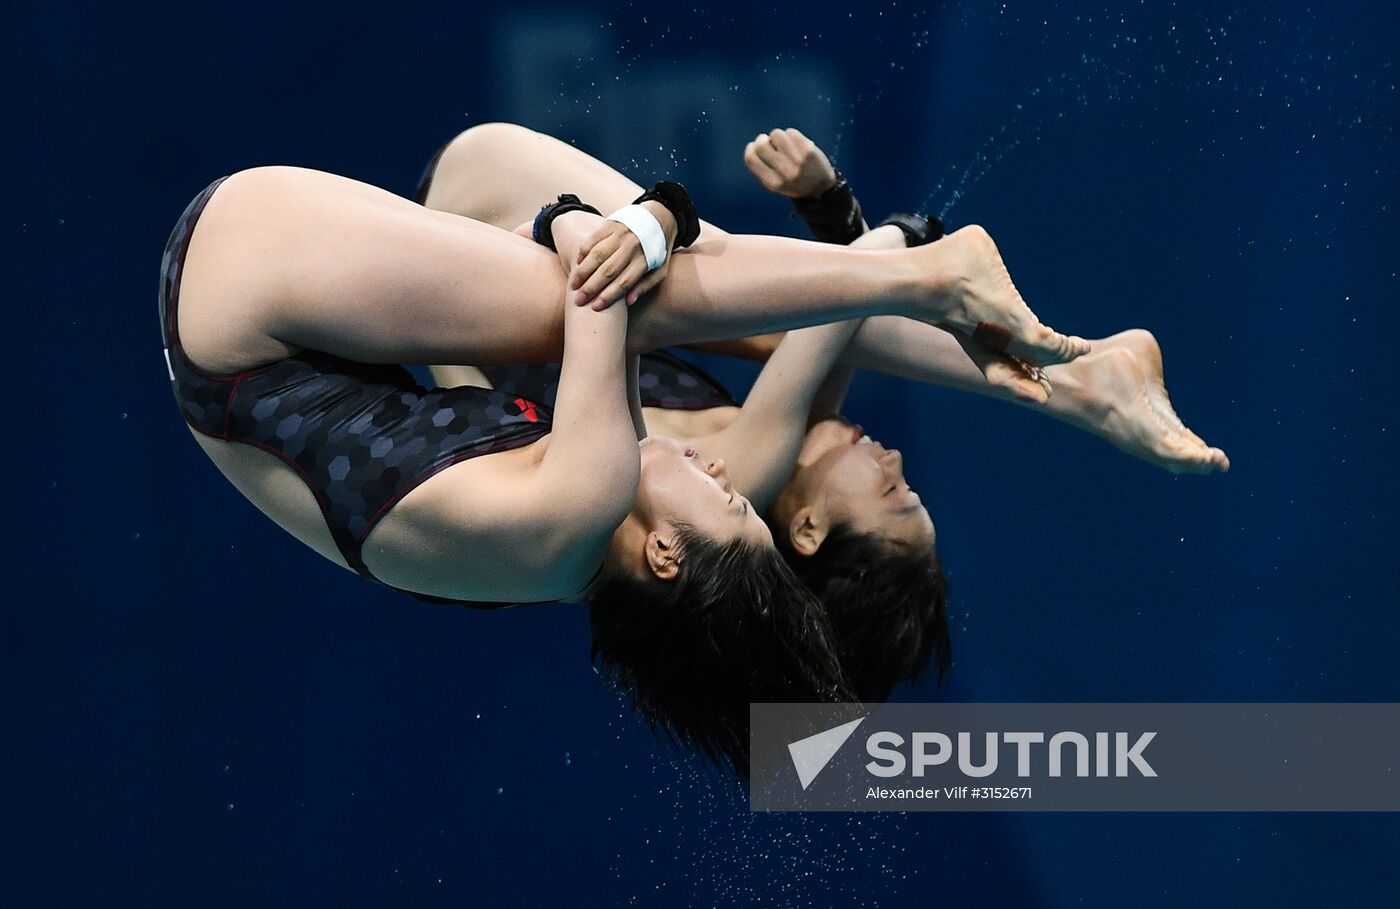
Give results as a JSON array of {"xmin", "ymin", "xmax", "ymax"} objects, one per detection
[
  {"xmin": 161, "ymin": 164, "xmax": 1086, "ymax": 768},
  {"xmin": 414, "ymin": 122, "xmax": 1229, "ymax": 703}
]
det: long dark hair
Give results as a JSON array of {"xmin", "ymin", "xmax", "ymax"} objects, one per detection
[
  {"xmin": 589, "ymin": 525, "xmax": 854, "ymax": 775},
  {"xmin": 773, "ymin": 523, "xmax": 951, "ymax": 703}
]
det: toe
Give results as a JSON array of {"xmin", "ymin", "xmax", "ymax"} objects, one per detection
[{"xmin": 1013, "ymin": 327, "xmax": 1091, "ymax": 367}]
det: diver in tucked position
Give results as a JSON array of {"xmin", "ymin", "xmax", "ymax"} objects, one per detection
[
  {"xmin": 160, "ymin": 165, "xmax": 1085, "ymax": 768},
  {"xmin": 415, "ymin": 122, "xmax": 1228, "ymax": 703}
]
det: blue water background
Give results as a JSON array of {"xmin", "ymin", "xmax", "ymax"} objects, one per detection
[{"xmin": 4, "ymin": 1, "xmax": 1397, "ymax": 904}]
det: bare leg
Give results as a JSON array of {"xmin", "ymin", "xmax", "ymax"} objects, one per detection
[
  {"xmin": 178, "ymin": 165, "xmax": 1079, "ymax": 375},
  {"xmin": 425, "ymin": 123, "xmax": 1080, "ymax": 361},
  {"xmin": 179, "ymin": 166, "xmax": 571, "ymax": 371},
  {"xmin": 423, "ymin": 122, "xmax": 681, "ymax": 236},
  {"xmin": 845, "ymin": 319, "xmax": 1229, "ymax": 474},
  {"xmin": 421, "ymin": 123, "xmax": 1224, "ymax": 473},
  {"xmin": 427, "ymin": 124, "xmax": 1087, "ymax": 366},
  {"xmin": 422, "ymin": 126, "xmax": 793, "ymax": 363}
]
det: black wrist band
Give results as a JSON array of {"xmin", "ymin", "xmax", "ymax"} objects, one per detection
[
  {"xmin": 877, "ymin": 212, "xmax": 945, "ymax": 247},
  {"xmin": 532, "ymin": 194, "xmax": 601, "ymax": 252},
  {"xmin": 792, "ymin": 169, "xmax": 864, "ymax": 245},
  {"xmin": 632, "ymin": 181, "xmax": 701, "ymax": 248}
]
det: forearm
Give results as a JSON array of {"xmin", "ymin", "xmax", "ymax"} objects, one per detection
[
  {"xmin": 809, "ymin": 364, "xmax": 855, "ymax": 423},
  {"xmin": 708, "ymin": 318, "xmax": 861, "ymax": 510},
  {"xmin": 734, "ymin": 320, "xmax": 864, "ymax": 433},
  {"xmin": 705, "ymin": 317, "xmax": 856, "ymax": 509},
  {"xmin": 538, "ymin": 302, "xmax": 640, "ymax": 502}
]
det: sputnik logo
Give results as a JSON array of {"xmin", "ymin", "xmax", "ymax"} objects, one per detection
[{"xmin": 787, "ymin": 716, "xmax": 866, "ymax": 790}]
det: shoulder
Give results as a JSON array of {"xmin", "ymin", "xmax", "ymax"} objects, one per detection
[{"xmin": 366, "ymin": 444, "xmax": 611, "ymax": 603}]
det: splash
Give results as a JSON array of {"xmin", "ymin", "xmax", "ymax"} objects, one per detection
[
  {"xmin": 615, "ymin": 739, "xmax": 918, "ymax": 906},
  {"xmin": 902, "ymin": 5, "xmax": 1395, "ymax": 219}
]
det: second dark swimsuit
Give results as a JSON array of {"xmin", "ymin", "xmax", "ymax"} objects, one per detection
[{"xmin": 480, "ymin": 350, "xmax": 737, "ymax": 413}]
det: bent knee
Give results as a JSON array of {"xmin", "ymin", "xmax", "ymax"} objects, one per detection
[
  {"xmin": 426, "ymin": 122, "xmax": 544, "ymax": 223},
  {"xmin": 443, "ymin": 122, "xmax": 540, "ymax": 170}
]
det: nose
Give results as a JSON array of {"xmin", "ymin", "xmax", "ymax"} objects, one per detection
[
  {"xmin": 880, "ymin": 447, "xmax": 903, "ymax": 468},
  {"xmin": 706, "ymin": 459, "xmax": 737, "ymax": 494}
]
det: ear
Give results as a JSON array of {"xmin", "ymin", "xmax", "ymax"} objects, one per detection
[
  {"xmin": 645, "ymin": 530, "xmax": 681, "ymax": 581},
  {"xmin": 787, "ymin": 506, "xmax": 828, "ymax": 557}
]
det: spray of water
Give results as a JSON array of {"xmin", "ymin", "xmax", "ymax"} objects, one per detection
[{"xmin": 904, "ymin": 5, "xmax": 1394, "ymax": 220}]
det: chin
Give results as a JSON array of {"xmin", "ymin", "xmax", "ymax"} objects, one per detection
[
  {"xmin": 638, "ymin": 435, "xmax": 671, "ymax": 462},
  {"xmin": 800, "ymin": 417, "xmax": 854, "ymax": 464}
]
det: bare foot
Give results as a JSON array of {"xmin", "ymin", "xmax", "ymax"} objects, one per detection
[
  {"xmin": 918, "ymin": 225, "xmax": 1091, "ymax": 367},
  {"xmin": 945, "ymin": 326, "xmax": 1053, "ymax": 405},
  {"xmin": 1054, "ymin": 329, "xmax": 1230, "ymax": 475}
]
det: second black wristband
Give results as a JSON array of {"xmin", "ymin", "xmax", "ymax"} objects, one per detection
[
  {"xmin": 792, "ymin": 169, "xmax": 865, "ymax": 245},
  {"xmin": 632, "ymin": 181, "xmax": 701, "ymax": 248},
  {"xmin": 532, "ymin": 193, "xmax": 601, "ymax": 252},
  {"xmin": 877, "ymin": 212, "xmax": 945, "ymax": 247}
]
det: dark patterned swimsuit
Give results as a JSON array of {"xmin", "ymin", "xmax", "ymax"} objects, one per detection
[
  {"xmin": 480, "ymin": 351, "xmax": 737, "ymax": 413},
  {"xmin": 160, "ymin": 178, "xmax": 553, "ymax": 606}
]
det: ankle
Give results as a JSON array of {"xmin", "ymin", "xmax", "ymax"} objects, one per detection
[
  {"xmin": 893, "ymin": 243, "xmax": 961, "ymax": 320},
  {"xmin": 862, "ymin": 247, "xmax": 934, "ymax": 317},
  {"xmin": 1045, "ymin": 348, "xmax": 1115, "ymax": 427}
]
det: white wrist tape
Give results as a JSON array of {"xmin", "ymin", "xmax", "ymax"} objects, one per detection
[{"xmin": 606, "ymin": 204, "xmax": 669, "ymax": 272}]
